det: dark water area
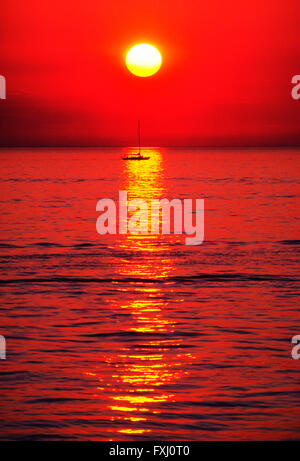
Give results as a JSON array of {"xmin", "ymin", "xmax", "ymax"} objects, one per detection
[{"xmin": 0, "ymin": 147, "xmax": 299, "ymax": 440}]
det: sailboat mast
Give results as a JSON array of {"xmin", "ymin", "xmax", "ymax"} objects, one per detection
[{"xmin": 138, "ymin": 120, "xmax": 141, "ymax": 155}]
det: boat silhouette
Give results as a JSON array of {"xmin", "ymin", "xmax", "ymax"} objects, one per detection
[{"xmin": 122, "ymin": 120, "xmax": 150, "ymax": 160}]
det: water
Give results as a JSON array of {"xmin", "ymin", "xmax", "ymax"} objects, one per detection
[{"xmin": 0, "ymin": 147, "xmax": 299, "ymax": 440}]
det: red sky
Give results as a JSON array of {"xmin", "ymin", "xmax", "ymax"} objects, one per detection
[{"xmin": 1, "ymin": 0, "xmax": 299, "ymax": 146}]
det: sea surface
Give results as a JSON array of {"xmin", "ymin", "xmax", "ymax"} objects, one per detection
[{"xmin": 0, "ymin": 147, "xmax": 299, "ymax": 440}]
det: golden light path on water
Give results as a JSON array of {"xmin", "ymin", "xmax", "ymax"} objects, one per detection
[{"xmin": 86, "ymin": 149, "xmax": 196, "ymax": 438}]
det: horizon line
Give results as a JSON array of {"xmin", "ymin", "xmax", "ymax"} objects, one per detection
[{"xmin": 0, "ymin": 145, "xmax": 300, "ymax": 149}]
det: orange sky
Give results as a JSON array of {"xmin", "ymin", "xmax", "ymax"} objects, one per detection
[{"xmin": 1, "ymin": 0, "xmax": 299, "ymax": 146}]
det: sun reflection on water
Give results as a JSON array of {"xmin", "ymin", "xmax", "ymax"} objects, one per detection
[{"xmin": 88, "ymin": 149, "xmax": 194, "ymax": 437}]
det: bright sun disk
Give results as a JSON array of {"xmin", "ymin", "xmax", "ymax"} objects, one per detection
[{"xmin": 126, "ymin": 44, "xmax": 162, "ymax": 77}]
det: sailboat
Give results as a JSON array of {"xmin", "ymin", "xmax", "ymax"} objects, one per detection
[{"xmin": 122, "ymin": 120, "xmax": 150, "ymax": 160}]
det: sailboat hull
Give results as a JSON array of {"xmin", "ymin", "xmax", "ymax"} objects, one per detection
[{"xmin": 122, "ymin": 156, "xmax": 150, "ymax": 160}]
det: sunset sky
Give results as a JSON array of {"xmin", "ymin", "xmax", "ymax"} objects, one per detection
[{"xmin": 1, "ymin": 0, "xmax": 299, "ymax": 146}]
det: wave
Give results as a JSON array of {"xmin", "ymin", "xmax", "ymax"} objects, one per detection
[
  {"xmin": 0, "ymin": 273, "xmax": 296, "ymax": 285},
  {"xmin": 0, "ymin": 242, "xmax": 107, "ymax": 249}
]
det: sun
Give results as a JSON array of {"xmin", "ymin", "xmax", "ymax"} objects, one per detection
[{"xmin": 126, "ymin": 44, "xmax": 162, "ymax": 77}]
